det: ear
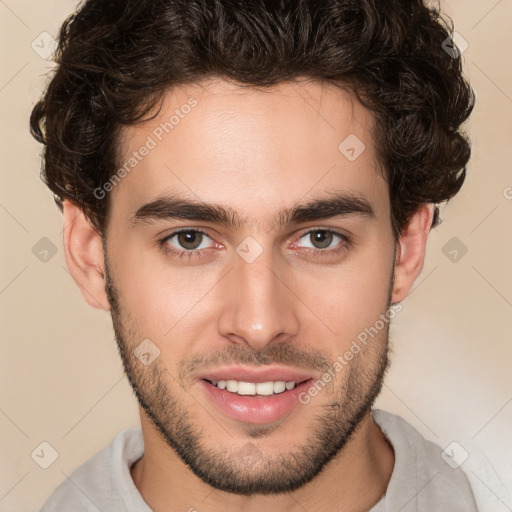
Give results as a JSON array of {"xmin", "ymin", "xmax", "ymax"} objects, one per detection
[
  {"xmin": 62, "ymin": 200, "xmax": 110, "ymax": 311},
  {"xmin": 391, "ymin": 204, "xmax": 435, "ymax": 304}
]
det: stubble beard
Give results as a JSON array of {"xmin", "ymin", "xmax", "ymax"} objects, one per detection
[{"xmin": 104, "ymin": 255, "xmax": 391, "ymax": 496}]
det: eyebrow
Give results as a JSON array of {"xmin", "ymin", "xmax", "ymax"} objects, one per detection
[{"xmin": 131, "ymin": 190, "xmax": 375, "ymax": 230}]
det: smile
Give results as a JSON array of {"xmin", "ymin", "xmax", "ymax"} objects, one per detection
[{"xmin": 208, "ymin": 379, "xmax": 305, "ymax": 396}]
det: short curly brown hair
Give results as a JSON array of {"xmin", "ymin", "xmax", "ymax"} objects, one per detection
[{"xmin": 30, "ymin": 0, "xmax": 474, "ymax": 240}]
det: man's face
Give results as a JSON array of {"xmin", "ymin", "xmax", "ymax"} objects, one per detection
[{"xmin": 104, "ymin": 78, "xmax": 396, "ymax": 494}]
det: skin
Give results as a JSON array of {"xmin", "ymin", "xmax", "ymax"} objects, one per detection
[{"xmin": 63, "ymin": 77, "xmax": 434, "ymax": 512}]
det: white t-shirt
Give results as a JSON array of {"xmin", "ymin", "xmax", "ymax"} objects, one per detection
[{"xmin": 39, "ymin": 409, "xmax": 479, "ymax": 511}]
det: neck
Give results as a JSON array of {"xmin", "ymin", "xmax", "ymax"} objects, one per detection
[{"xmin": 130, "ymin": 409, "xmax": 394, "ymax": 512}]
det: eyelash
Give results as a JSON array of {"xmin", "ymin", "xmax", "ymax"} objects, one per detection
[{"xmin": 158, "ymin": 228, "xmax": 350, "ymax": 261}]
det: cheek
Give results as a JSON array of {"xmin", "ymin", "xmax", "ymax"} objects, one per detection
[
  {"xmin": 110, "ymin": 226, "xmax": 394, "ymax": 350},
  {"xmin": 300, "ymin": 245, "xmax": 394, "ymax": 345},
  {"xmin": 112, "ymin": 246, "xmax": 222, "ymax": 338}
]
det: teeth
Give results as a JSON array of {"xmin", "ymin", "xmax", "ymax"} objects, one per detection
[
  {"xmin": 256, "ymin": 382, "xmax": 274, "ymax": 395},
  {"xmin": 273, "ymin": 381, "xmax": 286, "ymax": 394},
  {"xmin": 226, "ymin": 380, "xmax": 238, "ymax": 392},
  {"xmin": 237, "ymin": 382, "xmax": 256, "ymax": 395},
  {"xmin": 213, "ymin": 379, "xmax": 297, "ymax": 395}
]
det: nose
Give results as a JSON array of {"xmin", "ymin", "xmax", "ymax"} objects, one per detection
[{"xmin": 217, "ymin": 250, "xmax": 300, "ymax": 350}]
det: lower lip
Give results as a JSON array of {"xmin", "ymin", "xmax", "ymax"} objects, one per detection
[{"xmin": 198, "ymin": 379, "xmax": 313, "ymax": 424}]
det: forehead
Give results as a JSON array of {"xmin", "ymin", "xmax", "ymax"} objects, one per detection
[{"xmin": 111, "ymin": 77, "xmax": 387, "ymax": 225}]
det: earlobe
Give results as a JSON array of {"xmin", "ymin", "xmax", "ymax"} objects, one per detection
[
  {"xmin": 62, "ymin": 200, "xmax": 111, "ymax": 311},
  {"xmin": 391, "ymin": 204, "xmax": 435, "ymax": 304}
]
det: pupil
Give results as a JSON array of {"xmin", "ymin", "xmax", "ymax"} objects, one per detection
[
  {"xmin": 178, "ymin": 231, "xmax": 201, "ymax": 250},
  {"xmin": 312, "ymin": 231, "xmax": 332, "ymax": 249}
]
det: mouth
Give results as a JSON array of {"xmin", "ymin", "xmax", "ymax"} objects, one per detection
[
  {"xmin": 196, "ymin": 366, "xmax": 315, "ymax": 424},
  {"xmin": 204, "ymin": 378, "xmax": 310, "ymax": 396}
]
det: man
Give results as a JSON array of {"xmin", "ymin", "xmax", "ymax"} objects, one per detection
[{"xmin": 31, "ymin": 0, "xmax": 477, "ymax": 510}]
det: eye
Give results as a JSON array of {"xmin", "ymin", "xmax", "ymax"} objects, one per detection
[
  {"xmin": 163, "ymin": 229, "xmax": 215, "ymax": 252},
  {"xmin": 158, "ymin": 227, "xmax": 350, "ymax": 262},
  {"xmin": 296, "ymin": 229, "xmax": 348, "ymax": 252}
]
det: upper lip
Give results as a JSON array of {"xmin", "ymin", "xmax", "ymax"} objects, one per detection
[{"xmin": 198, "ymin": 365, "xmax": 315, "ymax": 384}]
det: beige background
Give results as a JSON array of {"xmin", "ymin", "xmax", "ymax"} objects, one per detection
[{"xmin": 1, "ymin": 1, "xmax": 511, "ymax": 511}]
